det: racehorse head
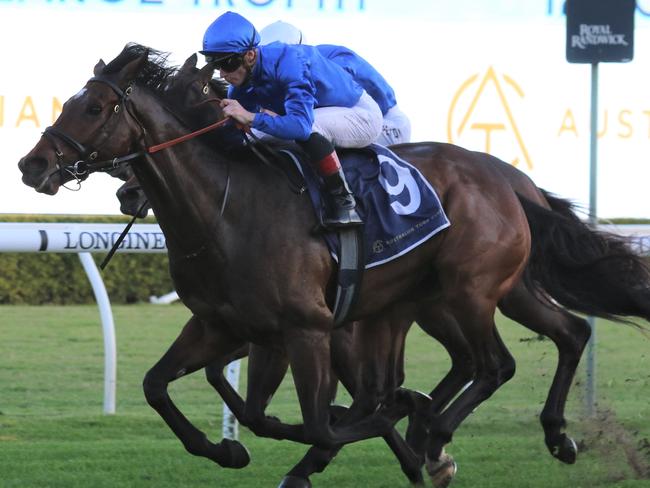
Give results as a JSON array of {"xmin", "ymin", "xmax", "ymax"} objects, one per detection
[
  {"xmin": 162, "ymin": 54, "xmax": 248, "ymax": 157},
  {"xmin": 164, "ymin": 54, "xmax": 230, "ymax": 134},
  {"xmin": 18, "ymin": 44, "xmax": 173, "ymax": 194}
]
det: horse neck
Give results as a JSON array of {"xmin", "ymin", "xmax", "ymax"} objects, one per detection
[
  {"xmin": 129, "ymin": 89, "xmax": 232, "ymax": 256},
  {"xmin": 128, "ymin": 88, "xmax": 313, "ymax": 263}
]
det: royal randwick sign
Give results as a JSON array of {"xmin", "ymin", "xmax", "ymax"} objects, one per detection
[{"xmin": 566, "ymin": 0, "xmax": 635, "ymax": 63}]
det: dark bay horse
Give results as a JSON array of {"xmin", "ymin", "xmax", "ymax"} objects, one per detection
[
  {"xmin": 17, "ymin": 43, "xmax": 531, "ymax": 474},
  {"xmin": 19, "ymin": 45, "xmax": 650, "ymax": 487}
]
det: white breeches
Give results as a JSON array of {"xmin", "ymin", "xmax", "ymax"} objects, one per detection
[
  {"xmin": 375, "ymin": 105, "xmax": 412, "ymax": 146},
  {"xmin": 251, "ymin": 91, "xmax": 383, "ymax": 149},
  {"xmin": 311, "ymin": 91, "xmax": 383, "ymax": 148}
]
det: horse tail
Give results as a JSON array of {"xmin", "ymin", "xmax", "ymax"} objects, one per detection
[{"xmin": 519, "ymin": 191, "xmax": 650, "ymax": 324}]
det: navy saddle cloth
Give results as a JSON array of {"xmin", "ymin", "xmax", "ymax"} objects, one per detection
[{"xmin": 280, "ymin": 144, "xmax": 450, "ymax": 269}]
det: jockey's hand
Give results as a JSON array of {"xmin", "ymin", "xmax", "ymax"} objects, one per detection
[{"xmin": 220, "ymin": 99, "xmax": 255, "ymax": 127}]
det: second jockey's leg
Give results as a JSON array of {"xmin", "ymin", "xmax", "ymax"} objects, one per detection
[{"xmin": 375, "ymin": 104, "xmax": 412, "ymax": 146}]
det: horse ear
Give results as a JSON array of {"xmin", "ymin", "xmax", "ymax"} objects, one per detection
[
  {"xmin": 118, "ymin": 52, "xmax": 148, "ymax": 84},
  {"xmin": 198, "ymin": 62, "xmax": 215, "ymax": 83},
  {"xmin": 94, "ymin": 59, "xmax": 106, "ymax": 76},
  {"xmin": 180, "ymin": 53, "xmax": 198, "ymax": 73}
]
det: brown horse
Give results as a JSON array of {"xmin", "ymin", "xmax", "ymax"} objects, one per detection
[
  {"xmin": 17, "ymin": 43, "xmax": 531, "ymax": 476},
  {"xmin": 19, "ymin": 45, "xmax": 650, "ymax": 487}
]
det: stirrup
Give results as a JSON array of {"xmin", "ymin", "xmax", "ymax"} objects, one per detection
[{"xmin": 322, "ymin": 208, "xmax": 363, "ymax": 229}]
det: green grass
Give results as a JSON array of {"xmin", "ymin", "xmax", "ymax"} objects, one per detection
[{"xmin": 1, "ymin": 304, "xmax": 649, "ymax": 487}]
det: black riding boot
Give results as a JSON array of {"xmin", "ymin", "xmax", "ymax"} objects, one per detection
[
  {"xmin": 321, "ymin": 166, "xmax": 363, "ymax": 228},
  {"xmin": 298, "ymin": 133, "xmax": 363, "ymax": 229}
]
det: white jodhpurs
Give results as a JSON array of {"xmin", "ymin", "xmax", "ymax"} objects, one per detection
[
  {"xmin": 311, "ymin": 91, "xmax": 383, "ymax": 148},
  {"xmin": 375, "ymin": 105, "xmax": 412, "ymax": 146}
]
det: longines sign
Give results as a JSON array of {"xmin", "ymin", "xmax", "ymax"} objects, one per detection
[
  {"xmin": 566, "ymin": 0, "xmax": 635, "ymax": 63},
  {"xmin": 0, "ymin": 223, "xmax": 167, "ymax": 253}
]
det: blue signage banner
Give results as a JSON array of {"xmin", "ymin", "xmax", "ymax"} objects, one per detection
[{"xmin": 0, "ymin": 0, "xmax": 649, "ymax": 25}]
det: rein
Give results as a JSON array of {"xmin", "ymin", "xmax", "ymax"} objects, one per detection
[
  {"xmin": 60, "ymin": 116, "xmax": 233, "ymax": 176},
  {"xmin": 147, "ymin": 117, "xmax": 230, "ymax": 154}
]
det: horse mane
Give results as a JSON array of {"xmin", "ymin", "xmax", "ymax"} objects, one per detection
[
  {"xmin": 104, "ymin": 43, "xmax": 229, "ymax": 100},
  {"xmin": 103, "ymin": 43, "xmax": 175, "ymax": 93}
]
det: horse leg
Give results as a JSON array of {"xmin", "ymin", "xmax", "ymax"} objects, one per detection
[
  {"xmin": 403, "ymin": 304, "xmax": 474, "ymax": 463},
  {"xmin": 204, "ymin": 344, "xmax": 250, "ymax": 421},
  {"xmin": 205, "ymin": 341, "xmax": 314, "ymax": 442},
  {"xmin": 422, "ymin": 301, "xmax": 516, "ymax": 468},
  {"xmin": 283, "ymin": 317, "xmax": 415, "ymax": 449},
  {"xmin": 142, "ymin": 315, "xmax": 250, "ymax": 468},
  {"xmin": 244, "ymin": 344, "xmax": 289, "ymax": 422},
  {"xmin": 499, "ymin": 283, "xmax": 591, "ymax": 464},
  {"xmin": 280, "ymin": 317, "xmax": 424, "ymax": 488},
  {"xmin": 242, "ymin": 344, "xmax": 309, "ymax": 439}
]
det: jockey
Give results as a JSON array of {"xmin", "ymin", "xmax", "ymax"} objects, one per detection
[
  {"xmin": 259, "ymin": 20, "xmax": 412, "ymax": 146},
  {"xmin": 201, "ymin": 11, "xmax": 383, "ymax": 228}
]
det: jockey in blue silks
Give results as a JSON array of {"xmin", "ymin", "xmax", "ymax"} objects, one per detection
[
  {"xmin": 259, "ymin": 20, "xmax": 412, "ymax": 146},
  {"xmin": 201, "ymin": 11, "xmax": 383, "ymax": 228}
]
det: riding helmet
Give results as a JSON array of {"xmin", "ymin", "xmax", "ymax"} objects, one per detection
[
  {"xmin": 259, "ymin": 20, "xmax": 304, "ymax": 45},
  {"xmin": 201, "ymin": 11, "xmax": 261, "ymax": 55}
]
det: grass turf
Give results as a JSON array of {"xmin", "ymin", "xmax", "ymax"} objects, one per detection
[{"xmin": 1, "ymin": 304, "xmax": 649, "ymax": 487}]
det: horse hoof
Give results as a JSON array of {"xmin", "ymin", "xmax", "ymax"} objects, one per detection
[
  {"xmin": 277, "ymin": 475, "xmax": 312, "ymax": 488},
  {"xmin": 550, "ymin": 435, "xmax": 578, "ymax": 464},
  {"xmin": 425, "ymin": 451, "xmax": 457, "ymax": 488},
  {"xmin": 218, "ymin": 438, "xmax": 251, "ymax": 469},
  {"xmin": 406, "ymin": 469, "xmax": 425, "ymax": 486}
]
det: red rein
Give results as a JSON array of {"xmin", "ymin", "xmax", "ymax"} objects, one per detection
[{"xmin": 147, "ymin": 117, "xmax": 232, "ymax": 154}]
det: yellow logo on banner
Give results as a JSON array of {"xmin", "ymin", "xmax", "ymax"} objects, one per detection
[
  {"xmin": 447, "ymin": 66, "xmax": 532, "ymax": 169},
  {"xmin": 0, "ymin": 96, "xmax": 62, "ymax": 128}
]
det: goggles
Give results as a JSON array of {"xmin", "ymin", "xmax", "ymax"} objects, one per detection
[{"xmin": 204, "ymin": 52, "xmax": 245, "ymax": 72}]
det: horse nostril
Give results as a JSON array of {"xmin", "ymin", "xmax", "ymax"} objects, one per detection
[{"xmin": 18, "ymin": 156, "xmax": 49, "ymax": 176}]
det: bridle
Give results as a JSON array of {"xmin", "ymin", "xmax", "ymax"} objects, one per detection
[
  {"xmin": 41, "ymin": 76, "xmax": 231, "ymax": 189},
  {"xmin": 41, "ymin": 77, "xmax": 139, "ymax": 189},
  {"xmin": 41, "ymin": 71, "xmax": 302, "ymax": 202}
]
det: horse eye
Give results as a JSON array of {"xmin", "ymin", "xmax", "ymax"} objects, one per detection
[
  {"xmin": 202, "ymin": 84, "xmax": 209, "ymax": 95},
  {"xmin": 86, "ymin": 105, "xmax": 102, "ymax": 115}
]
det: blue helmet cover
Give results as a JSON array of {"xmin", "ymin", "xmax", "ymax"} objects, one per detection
[{"xmin": 202, "ymin": 11, "xmax": 261, "ymax": 54}]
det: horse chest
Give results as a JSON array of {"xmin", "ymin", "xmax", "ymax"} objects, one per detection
[{"xmin": 174, "ymin": 275, "xmax": 284, "ymax": 341}]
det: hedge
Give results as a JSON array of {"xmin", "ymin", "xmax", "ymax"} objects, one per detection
[
  {"xmin": 2, "ymin": 213, "xmax": 649, "ymax": 305},
  {"xmin": 0, "ymin": 214, "xmax": 173, "ymax": 305}
]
